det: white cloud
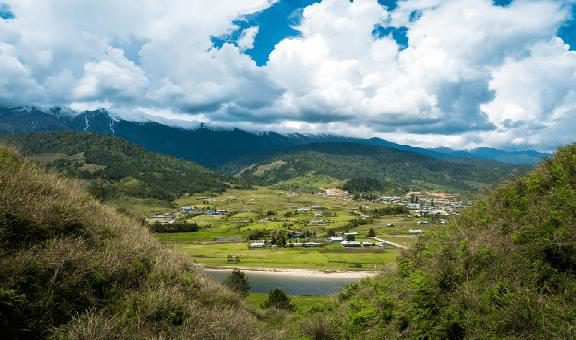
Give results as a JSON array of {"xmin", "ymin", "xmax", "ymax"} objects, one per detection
[
  {"xmin": 1, "ymin": 0, "xmax": 575, "ymax": 150},
  {"xmin": 238, "ymin": 26, "xmax": 259, "ymax": 50}
]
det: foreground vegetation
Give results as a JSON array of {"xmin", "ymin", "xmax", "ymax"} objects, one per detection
[
  {"xmin": 295, "ymin": 143, "xmax": 576, "ymax": 339},
  {"xmin": 0, "ymin": 148, "xmax": 268, "ymax": 339}
]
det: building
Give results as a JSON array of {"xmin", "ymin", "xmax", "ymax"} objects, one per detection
[
  {"xmin": 146, "ymin": 214, "xmax": 176, "ymax": 224},
  {"xmin": 341, "ymin": 240, "xmax": 362, "ymax": 247},
  {"xmin": 303, "ymin": 242, "xmax": 322, "ymax": 247},
  {"xmin": 328, "ymin": 236, "xmax": 344, "ymax": 243},
  {"xmin": 249, "ymin": 242, "xmax": 266, "ymax": 249}
]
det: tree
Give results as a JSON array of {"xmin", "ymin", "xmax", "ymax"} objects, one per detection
[
  {"xmin": 367, "ymin": 228, "xmax": 376, "ymax": 237},
  {"xmin": 346, "ymin": 234, "xmax": 356, "ymax": 241},
  {"xmin": 223, "ymin": 269, "xmax": 250, "ymax": 297},
  {"xmin": 261, "ymin": 288, "xmax": 294, "ymax": 311}
]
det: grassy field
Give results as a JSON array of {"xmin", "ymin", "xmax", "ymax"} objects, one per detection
[{"xmin": 151, "ymin": 187, "xmax": 450, "ymax": 271}]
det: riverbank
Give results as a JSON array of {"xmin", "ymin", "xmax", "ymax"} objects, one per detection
[{"xmin": 200, "ymin": 265, "xmax": 379, "ymax": 279}]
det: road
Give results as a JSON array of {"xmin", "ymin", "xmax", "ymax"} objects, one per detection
[{"xmin": 372, "ymin": 237, "xmax": 409, "ymax": 250}]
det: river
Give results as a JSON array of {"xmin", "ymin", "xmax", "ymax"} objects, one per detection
[{"xmin": 204, "ymin": 268, "xmax": 369, "ymax": 295}]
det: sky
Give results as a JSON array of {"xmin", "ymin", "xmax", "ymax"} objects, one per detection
[{"xmin": 1, "ymin": 0, "xmax": 576, "ymax": 151}]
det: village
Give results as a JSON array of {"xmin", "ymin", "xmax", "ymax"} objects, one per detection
[{"xmin": 147, "ymin": 187, "xmax": 470, "ymax": 270}]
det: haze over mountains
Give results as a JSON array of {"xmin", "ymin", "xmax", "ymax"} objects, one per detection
[{"xmin": 0, "ymin": 106, "xmax": 549, "ymax": 167}]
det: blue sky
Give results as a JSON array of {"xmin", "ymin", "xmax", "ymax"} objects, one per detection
[
  {"xmin": 213, "ymin": 0, "xmax": 575, "ymax": 66},
  {"xmin": 1, "ymin": 0, "xmax": 576, "ymax": 150}
]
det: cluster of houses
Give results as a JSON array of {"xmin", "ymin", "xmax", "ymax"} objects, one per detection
[
  {"xmin": 249, "ymin": 230, "xmax": 384, "ymax": 249},
  {"xmin": 146, "ymin": 206, "xmax": 230, "ymax": 225},
  {"xmin": 376, "ymin": 194, "xmax": 472, "ymax": 217},
  {"xmin": 249, "ymin": 241, "xmax": 323, "ymax": 249}
]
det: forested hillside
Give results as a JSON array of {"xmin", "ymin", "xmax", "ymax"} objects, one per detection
[
  {"xmin": 0, "ymin": 132, "xmax": 227, "ymax": 201},
  {"xmin": 0, "ymin": 148, "xmax": 267, "ymax": 339},
  {"xmin": 302, "ymin": 143, "xmax": 576, "ymax": 339},
  {"xmin": 0, "ymin": 107, "xmax": 548, "ymax": 166},
  {"xmin": 231, "ymin": 143, "xmax": 529, "ymax": 194}
]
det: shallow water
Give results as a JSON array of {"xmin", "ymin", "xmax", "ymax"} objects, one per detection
[{"xmin": 204, "ymin": 269, "xmax": 362, "ymax": 295}]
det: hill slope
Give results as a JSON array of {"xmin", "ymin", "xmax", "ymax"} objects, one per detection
[
  {"xmin": 0, "ymin": 148, "xmax": 265, "ymax": 339},
  {"xmin": 0, "ymin": 132, "xmax": 227, "ymax": 202},
  {"xmin": 229, "ymin": 143, "xmax": 529, "ymax": 194},
  {"xmin": 305, "ymin": 143, "xmax": 576, "ymax": 339}
]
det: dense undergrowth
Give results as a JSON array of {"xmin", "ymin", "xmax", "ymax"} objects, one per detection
[
  {"xmin": 298, "ymin": 144, "xmax": 576, "ymax": 339},
  {"xmin": 0, "ymin": 147, "xmax": 269, "ymax": 339}
]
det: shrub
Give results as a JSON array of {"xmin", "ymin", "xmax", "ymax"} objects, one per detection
[
  {"xmin": 262, "ymin": 288, "xmax": 294, "ymax": 311},
  {"xmin": 223, "ymin": 269, "xmax": 250, "ymax": 297}
]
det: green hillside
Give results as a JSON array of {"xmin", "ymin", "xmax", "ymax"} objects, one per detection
[
  {"xmin": 297, "ymin": 144, "xmax": 576, "ymax": 339},
  {"xmin": 0, "ymin": 148, "xmax": 266, "ymax": 339},
  {"xmin": 0, "ymin": 132, "xmax": 228, "ymax": 202},
  {"xmin": 231, "ymin": 143, "xmax": 529, "ymax": 194}
]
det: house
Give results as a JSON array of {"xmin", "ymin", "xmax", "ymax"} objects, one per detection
[
  {"xmin": 312, "ymin": 205, "xmax": 326, "ymax": 210},
  {"xmin": 408, "ymin": 229, "xmax": 424, "ymax": 234},
  {"xmin": 417, "ymin": 221, "xmax": 429, "ymax": 225},
  {"xmin": 249, "ymin": 242, "xmax": 266, "ymax": 248},
  {"xmin": 362, "ymin": 242, "xmax": 375, "ymax": 247},
  {"xmin": 343, "ymin": 232, "xmax": 359, "ymax": 236},
  {"xmin": 341, "ymin": 240, "xmax": 362, "ymax": 247},
  {"xmin": 180, "ymin": 207, "xmax": 192, "ymax": 214},
  {"xmin": 309, "ymin": 220, "xmax": 329, "ymax": 225},
  {"xmin": 206, "ymin": 209, "xmax": 229, "ymax": 216},
  {"xmin": 146, "ymin": 214, "xmax": 176, "ymax": 224},
  {"xmin": 323, "ymin": 188, "xmax": 349, "ymax": 197},
  {"xmin": 386, "ymin": 223, "xmax": 395, "ymax": 227},
  {"xmin": 407, "ymin": 203, "xmax": 420, "ymax": 210},
  {"xmin": 328, "ymin": 236, "xmax": 344, "ymax": 243},
  {"xmin": 303, "ymin": 242, "xmax": 322, "ymax": 247},
  {"xmin": 297, "ymin": 208, "xmax": 311, "ymax": 213},
  {"xmin": 314, "ymin": 212, "xmax": 324, "ymax": 218}
]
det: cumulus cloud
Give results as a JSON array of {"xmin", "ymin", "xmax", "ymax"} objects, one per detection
[
  {"xmin": 0, "ymin": 0, "xmax": 575, "ymax": 150},
  {"xmin": 238, "ymin": 26, "xmax": 260, "ymax": 51}
]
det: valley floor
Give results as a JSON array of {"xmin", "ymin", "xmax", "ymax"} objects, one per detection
[{"xmin": 151, "ymin": 187, "xmax": 451, "ymax": 272}]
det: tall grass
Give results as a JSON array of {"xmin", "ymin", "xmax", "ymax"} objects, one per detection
[{"xmin": 0, "ymin": 148, "xmax": 267, "ymax": 339}]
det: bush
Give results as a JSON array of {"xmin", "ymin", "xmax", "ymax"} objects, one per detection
[
  {"xmin": 223, "ymin": 269, "xmax": 250, "ymax": 297},
  {"xmin": 262, "ymin": 288, "xmax": 294, "ymax": 311},
  {"xmin": 0, "ymin": 148, "xmax": 263, "ymax": 338}
]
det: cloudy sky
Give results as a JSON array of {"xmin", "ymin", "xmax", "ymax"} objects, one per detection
[{"xmin": 1, "ymin": 0, "xmax": 575, "ymax": 150}]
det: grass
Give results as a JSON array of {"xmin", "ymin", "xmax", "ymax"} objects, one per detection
[
  {"xmin": 152, "ymin": 187, "xmax": 449, "ymax": 271},
  {"xmin": 163, "ymin": 241, "xmax": 398, "ymax": 270},
  {"xmin": 0, "ymin": 148, "xmax": 269, "ymax": 339}
]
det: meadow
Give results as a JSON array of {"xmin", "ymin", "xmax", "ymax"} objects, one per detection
[{"xmin": 154, "ymin": 187, "xmax": 447, "ymax": 271}]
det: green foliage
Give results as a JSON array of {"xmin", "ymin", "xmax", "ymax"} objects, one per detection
[
  {"xmin": 150, "ymin": 222, "xmax": 199, "ymax": 233},
  {"xmin": 369, "ymin": 205, "xmax": 410, "ymax": 216},
  {"xmin": 0, "ymin": 149, "xmax": 263, "ymax": 338},
  {"xmin": 233, "ymin": 142, "xmax": 529, "ymax": 193},
  {"xmin": 223, "ymin": 269, "xmax": 250, "ymax": 297},
  {"xmin": 0, "ymin": 132, "xmax": 227, "ymax": 202},
  {"xmin": 262, "ymin": 288, "xmax": 294, "ymax": 311},
  {"xmin": 343, "ymin": 177, "xmax": 387, "ymax": 193},
  {"xmin": 303, "ymin": 144, "xmax": 576, "ymax": 339}
]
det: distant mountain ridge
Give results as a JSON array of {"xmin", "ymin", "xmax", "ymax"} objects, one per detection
[
  {"xmin": 0, "ymin": 106, "xmax": 549, "ymax": 166},
  {"xmin": 229, "ymin": 142, "xmax": 530, "ymax": 194}
]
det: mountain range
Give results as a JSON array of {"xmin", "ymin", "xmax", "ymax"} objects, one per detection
[{"xmin": 0, "ymin": 106, "xmax": 549, "ymax": 167}]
